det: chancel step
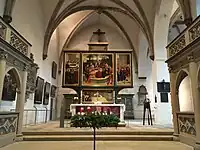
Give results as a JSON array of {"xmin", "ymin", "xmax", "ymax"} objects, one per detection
[
  {"xmin": 22, "ymin": 131, "xmax": 173, "ymax": 136},
  {"xmin": 22, "ymin": 130, "xmax": 173, "ymax": 141},
  {"xmin": 23, "ymin": 135, "xmax": 173, "ymax": 141}
]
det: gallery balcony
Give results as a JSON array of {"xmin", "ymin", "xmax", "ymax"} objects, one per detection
[
  {"xmin": 166, "ymin": 16, "xmax": 200, "ymax": 59},
  {"xmin": 0, "ymin": 16, "xmax": 31, "ymax": 58}
]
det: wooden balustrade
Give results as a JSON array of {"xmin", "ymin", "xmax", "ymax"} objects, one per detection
[
  {"xmin": 166, "ymin": 16, "xmax": 200, "ymax": 58},
  {"xmin": 0, "ymin": 17, "xmax": 31, "ymax": 57}
]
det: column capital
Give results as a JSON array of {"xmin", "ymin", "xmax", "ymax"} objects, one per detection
[
  {"xmin": 187, "ymin": 54, "xmax": 195, "ymax": 62},
  {"xmin": 168, "ymin": 66, "xmax": 173, "ymax": 73}
]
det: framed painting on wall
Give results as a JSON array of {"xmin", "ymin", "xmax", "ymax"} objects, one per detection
[
  {"xmin": 116, "ymin": 53, "xmax": 132, "ymax": 86},
  {"xmin": 34, "ymin": 76, "xmax": 44, "ymax": 104},
  {"xmin": 64, "ymin": 53, "xmax": 80, "ymax": 86},
  {"xmin": 50, "ymin": 85, "xmax": 57, "ymax": 98},
  {"xmin": 82, "ymin": 89, "xmax": 114, "ymax": 104},
  {"xmin": 52, "ymin": 61, "xmax": 57, "ymax": 79},
  {"xmin": 43, "ymin": 82, "xmax": 51, "ymax": 105},
  {"xmin": 82, "ymin": 53, "xmax": 114, "ymax": 86}
]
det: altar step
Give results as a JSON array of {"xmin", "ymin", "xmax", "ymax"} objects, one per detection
[
  {"xmin": 22, "ymin": 130, "xmax": 173, "ymax": 141},
  {"xmin": 23, "ymin": 135, "xmax": 173, "ymax": 141}
]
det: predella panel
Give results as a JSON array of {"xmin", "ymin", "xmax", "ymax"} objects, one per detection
[{"xmin": 82, "ymin": 89, "xmax": 113, "ymax": 104}]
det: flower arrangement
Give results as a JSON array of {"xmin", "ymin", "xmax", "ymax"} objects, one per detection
[{"xmin": 70, "ymin": 106, "xmax": 120, "ymax": 150}]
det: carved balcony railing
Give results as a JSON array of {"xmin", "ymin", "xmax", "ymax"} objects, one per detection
[
  {"xmin": 177, "ymin": 112, "xmax": 196, "ymax": 136},
  {"xmin": 0, "ymin": 112, "xmax": 19, "ymax": 147},
  {"xmin": 166, "ymin": 16, "xmax": 200, "ymax": 58},
  {"xmin": 0, "ymin": 16, "xmax": 31, "ymax": 57}
]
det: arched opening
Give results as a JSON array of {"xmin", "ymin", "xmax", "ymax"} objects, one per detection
[
  {"xmin": 176, "ymin": 70, "xmax": 194, "ymax": 112},
  {"xmin": 0, "ymin": 68, "xmax": 21, "ymax": 112}
]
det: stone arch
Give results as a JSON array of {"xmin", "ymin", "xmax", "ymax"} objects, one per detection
[
  {"xmin": 5, "ymin": 67, "xmax": 21, "ymax": 91},
  {"xmin": 0, "ymin": 67, "xmax": 22, "ymax": 112},
  {"xmin": 175, "ymin": 69, "xmax": 189, "ymax": 91},
  {"xmin": 43, "ymin": 1, "xmax": 153, "ymax": 60},
  {"xmin": 176, "ymin": 69, "xmax": 194, "ymax": 112}
]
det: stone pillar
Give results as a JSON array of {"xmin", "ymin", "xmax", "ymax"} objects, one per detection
[
  {"xmin": 15, "ymin": 66, "xmax": 27, "ymax": 140},
  {"xmin": 3, "ymin": 0, "xmax": 16, "ymax": 24},
  {"xmin": 169, "ymin": 67, "xmax": 180, "ymax": 141},
  {"xmin": 188, "ymin": 55, "xmax": 200, "ymax": 150},
  {"xmin": 0, "ymin": 52, "xmax": 7, "ymax": 101},
  {"xmin": 60, "ymin": 97, "xmax": 66, "ymax": 128}
]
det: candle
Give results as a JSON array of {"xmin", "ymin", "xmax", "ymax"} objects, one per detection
[
  {"xmin": 87, "ymin": 106, "xmax": 91, "ymax": 112},
  {"xmin": 80, "ymin": 107, "xmax": 84, "ymax": 112}
]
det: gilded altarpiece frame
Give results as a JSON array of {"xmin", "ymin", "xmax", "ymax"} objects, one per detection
[{"xmin": 62, "ymin": 51, "xmax": 133, "ymax": 102}]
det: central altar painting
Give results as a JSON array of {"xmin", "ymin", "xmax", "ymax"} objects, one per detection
[{"xmin": 82, "ymin": 53, "xmax": 114, "ymax": 86}]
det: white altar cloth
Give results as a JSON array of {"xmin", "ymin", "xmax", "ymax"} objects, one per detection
[{"xmin": 70, "ymin": 104, "xmax": 125, "ymax": 122}]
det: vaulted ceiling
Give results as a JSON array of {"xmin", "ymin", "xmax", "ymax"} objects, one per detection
[
  {"xmin": 40, "ymin": 0, "xmax": 193, "ymax": 64},
  {"xmin": 41, "ymin": 0, "xmax": 159, "ymax": 60}
]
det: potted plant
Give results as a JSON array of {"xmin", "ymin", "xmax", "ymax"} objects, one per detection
[{"xmin": 70, "ymin": 108, "xmax": 120, "ymax": 150}]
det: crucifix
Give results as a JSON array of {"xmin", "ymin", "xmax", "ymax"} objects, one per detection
[{"xmin": 93, "ymin": 29, "xmax": 105, "ymax": 42}]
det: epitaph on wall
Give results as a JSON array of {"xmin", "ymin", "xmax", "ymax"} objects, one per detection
[
  {"xmin": 43, "ymin": 82, "xmax": 50, "ymax": 105},
  {"xmin": 34, "ymin": 77, "xmax": 44, "ymax": 104}
]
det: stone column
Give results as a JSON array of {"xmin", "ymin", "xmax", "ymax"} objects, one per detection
[
  {"xmin": 188, "ymin": 55, "xmax": 200, "ymax": 150},
  {"xmin": 60, "ymin": 96, "xmax": 66, "ymax": 128},
  {"xmin": 15, "ymin": 65, "xmax": 27, "ymax": 140},
  {"xmin": 0, "ymin": 52, "xmax": 7, "ymax": 101},
  {"xmin": 3, "ymin": 0, "xmax": 16, "ymax": 24},
  {"xmin": 169, "ymin": 67, "xmax": 180, "ymax": 141}
]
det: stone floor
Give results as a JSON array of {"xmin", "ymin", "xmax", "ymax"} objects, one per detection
[
  {"xmin": 22, "ymin": 120, "xmax": 173, "ymax": 132},
  {"xmin": 0, "ymin": 141, "xmax": 193, "ymax": 150}
]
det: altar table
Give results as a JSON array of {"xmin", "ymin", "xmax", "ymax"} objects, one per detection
[{"xmin": 70, "ymin": 104, "xmax": 125, "ymax": 122}]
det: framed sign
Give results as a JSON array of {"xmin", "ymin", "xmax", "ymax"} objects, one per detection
[
  {"xmin": 82, "ymin": 53, "xmax": 114, "ymax": 86},
  {"xmin": 43, "ymin": 82, "xmax": 51, "ymax": 105},
  {"xmin": 34, "ymin": 76, "xmax": 44, "ymax": 104}
]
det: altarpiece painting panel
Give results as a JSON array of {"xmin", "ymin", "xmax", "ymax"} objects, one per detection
[
  {"xmin": 82, "ymin": 53, "xmax": 114, "ymax": 86},
  {"xmin": 116, "ymin": 53, "xmax": 132, "ymax": 86},
  {"xmin": 64, "ymin": 53, "xmax": 80, "ymax": 86}
]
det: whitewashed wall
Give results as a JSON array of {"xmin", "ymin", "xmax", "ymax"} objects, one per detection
[
  {"xmin": 0, "ymin": 0, "xmax": 59, "ymax": 125},
  {"xmin": 68, "ymin": 24, "xmax": 131, "ymax": 50}
]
